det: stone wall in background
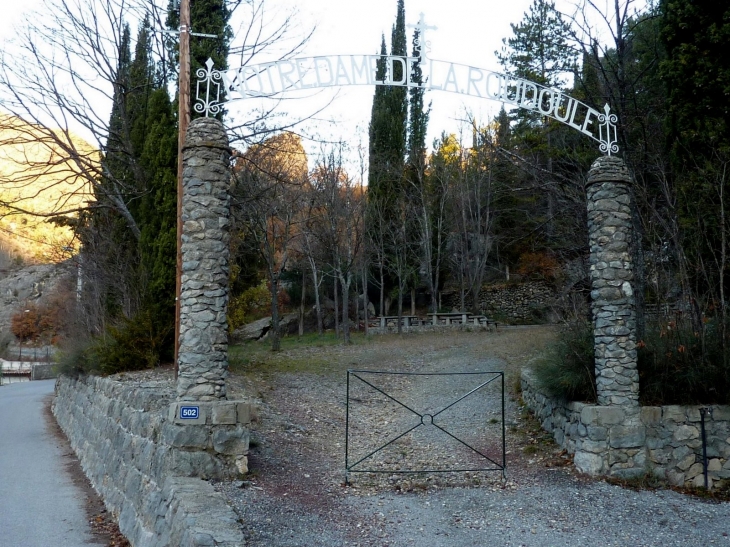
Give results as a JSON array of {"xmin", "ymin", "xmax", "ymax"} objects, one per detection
[
  {"xmin": 441, "ymin": 281, "xmax": 555, "ymax": 322},
  {"xmin": 521, "ymin": 369, "xmax": 730, "ymax": 488},
  {"xmin": 53, "ymin": 375, "xmax": 248, "ymax": 547}
]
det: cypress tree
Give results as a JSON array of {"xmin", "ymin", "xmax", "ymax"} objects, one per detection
[
  {"xmin": 367, "ymin": 1, "xmax": 410, "ymax": 313},
  {"xmin": 387, "ymin": 0, "xmax": 408, "ymax": 181},
  {"xmin": 138, "ymin": 87, "xmax": 178, "ymax": 344},
  {"xmin": 166, "ymin": 0, "xmax": 232, "ymax": 120},
  {"xmin": 368, "ymin": 0, "xmax": 408, "ymax": 201},
  {"xmin": 407, "ymin": 29, "xmax": 429, "ymax": 172},
  {"xmin": 368, "ymin": 35, "xmax": 390, "ymax": 199}
]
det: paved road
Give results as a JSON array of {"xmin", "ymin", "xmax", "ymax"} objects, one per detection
[{"xmin": 0, "ymin": 380, "xmax": 102, "ymax": 547}]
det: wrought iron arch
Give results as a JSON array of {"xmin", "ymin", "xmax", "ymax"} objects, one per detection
[{"xmin": 196, "ymin": 15, "xmax": 618, "ymax": 154}]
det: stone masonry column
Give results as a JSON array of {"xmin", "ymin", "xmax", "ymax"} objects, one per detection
[
  {"xmin": 169, "ymin": 118, "xmax": 251, "ymax": 478},
  {"xmin": 577, "ymin": 156, "xmax": 646, "ymax": 479},
  {"xmin": 586, "ymin": 156, "xmax": 640, "ymax": 408},
  {"xmin": 177, "ymin": 117, "xmax": 231, "ymax": 401}
]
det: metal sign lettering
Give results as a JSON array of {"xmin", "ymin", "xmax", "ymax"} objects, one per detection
[{"xmin": 196, "ymin": 14, "xmax": 619, "ymax": 155}]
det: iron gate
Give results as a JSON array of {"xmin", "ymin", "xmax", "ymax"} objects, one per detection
[{"xmin": 345, "ymin": 370, "xmax": 505, "ymax": 481}]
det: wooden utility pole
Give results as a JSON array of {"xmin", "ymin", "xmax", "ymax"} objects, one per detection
[
  {"xmin": 166, "ymin": 0, "xmax": 217, "ymax": 378},
  {"xmin": 174, "ymin": 0, "xmax": 191, "ymax": 378}
]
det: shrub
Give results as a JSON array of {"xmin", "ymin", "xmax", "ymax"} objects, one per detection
[
  {"xmin": 532, "ymin": 321, "xmax": 597, "ymax": 402},
  {"xmin": 517, "ymin": 252, "xmax": 561, "ymax": 283},
  {"xmin": 54, "ymin": 338, "xmax": 96, "ymax": 377},
  {"xmin": 228, "ymin": 280, "xmax": 291, "ymax": 332},
  {"xmin": 11, "ymin": 303, "xmax": 54, "ymax": 342},
  {"xmin": 10, "ymin": 281, "xmax": 77, "ymax": 345},
  {"xmin": 638, "ymin": 315, "xmax": 730, "ymax": 405},
  {"xmin": 228, "ymin": 280, "xmax": 270, "ymax": 332},
  {"xmin": 55, "ymin": 308, "xmax": 172, "ymax": 376},
  {"xmin": 531, "ymin": 313, "xmax": 730, "ymax": 406}
]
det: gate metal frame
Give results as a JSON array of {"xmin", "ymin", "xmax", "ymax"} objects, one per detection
[{"xmin": 345, "ymin": 370, "xmax": 505, "ymax": 481}]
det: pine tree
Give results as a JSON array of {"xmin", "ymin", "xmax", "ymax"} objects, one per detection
[
  {"xmin": 497, "ymin": 0, "xmax": 576, "ymax": 88},
  {"xmin": 496, "ymin": 0, "xmax": 584, "ymax": 266}
]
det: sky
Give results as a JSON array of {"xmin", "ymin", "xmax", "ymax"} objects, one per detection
[
  {"xmin": 228, "ymin": 0, "xmax": 541, "ymax": 160},
  {"xmin": 1, "ymin": 0, "xmax": 648, "ymax": 169}
]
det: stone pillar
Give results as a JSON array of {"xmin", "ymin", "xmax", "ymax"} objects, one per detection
[
  {"xmin": 579, "ymin": 156, "xmax": 647, "ymax": 479},
  {"xmin": 586, "ymin": 156, "xmax": 639, "ymax": 408},
  {"xmin": 177, "ymin": 117, "xmax": 231, "ymax": 401}
]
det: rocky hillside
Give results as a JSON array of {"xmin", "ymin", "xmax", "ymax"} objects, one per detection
[
  {"xmin": 0, "ymin": 260, "xmax": 74, "ymax": 343},
  {"xmin": 0, "ymin": 113, "xmax": 94, "ymax": 263}
]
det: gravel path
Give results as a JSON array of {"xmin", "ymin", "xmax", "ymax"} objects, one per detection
[{"xmin": 219, "ymin": 327, "xmax": 730, "ymax": 546}]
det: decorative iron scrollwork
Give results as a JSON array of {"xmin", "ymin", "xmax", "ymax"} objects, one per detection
[
  {"xmin": 194, "ymin": 58, "xmax": 223, "ymax": 117},
  {"xmin": 598, "ymin": 103, "xmax": 619, "ymax": 156}
]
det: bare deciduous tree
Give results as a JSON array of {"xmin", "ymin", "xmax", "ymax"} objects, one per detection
[
  {"xmin": 232, "ymin": 132, "xmax": 308, "ymax": 351},
  {"xmin": 310, "ymin": 146, "xmax": 364, "ymax": 344}
]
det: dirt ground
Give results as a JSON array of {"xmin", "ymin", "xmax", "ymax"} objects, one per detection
[
  {"xmin": 46, "ymin": 325, "xmax": 730, "ymax": 546},
  {"xmin": 216, "ymin": 326, "xmax": 730, "ymax": 547},
  {"xmin": 218, "ymin": 326, "xmax": 580, "ymax": 543}
]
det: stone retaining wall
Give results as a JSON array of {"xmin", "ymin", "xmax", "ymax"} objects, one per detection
[
  {"xmin": 521, "ymin": 369, "xmax": 730, "ymax": 487},
  {"xmin": 31, "ymin": 363, "xmax": 56, "ymax": 380},
  {"xmin": 441, "ymin": 281, "xmax": 554, "ymax": 322},
  {"xmin": 53, "ymin": 375, "xmax": 247, "ymax": 547}
]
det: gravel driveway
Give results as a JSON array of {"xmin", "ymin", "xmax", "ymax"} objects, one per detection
[{"xmin": 218, "ymin": 326, "xmax": 730, "ymax": 546}]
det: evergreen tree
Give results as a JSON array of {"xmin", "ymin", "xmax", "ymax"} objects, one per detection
[
  {"xmin": 77, "ymin": 18, "xmax": 179, "ymax": 365},
  {"xmin": 495, "ymin": 0, "xmax": 580, "ymax": 266},
  {"xmin": 497, "ymin": 0, "xmax": 576, "ymax": 88},
  {"xmin": 660, "ymin": 0, "xmax": 730, "ymax": 325},
  {"xmin": 386, "ymin": 0, "xmax": 408, "ymax": 177},
  {"xmin": 367, "ymin": 35, "xmax": 391, "ymax": 199},
  {"xmin": 85, "ymin": 23, "xmax": 140, "ymax": 320},
  {"xmin": 166, "ymin": 0, "xmax": 232, "ymax": 119},
  {"xmin": 368, "ymin": 0, "xmax": 408, "ymax": 201},
  {"xmin": 407, "ymin": 29, "xmax": 429, "ymax": 171},
  {"xmin": 366, "ymin": 1, "xmax": 413, "ymax": 315},
  {"xmin": 138, "ymin": 87, "xmax": 178, "ymax": 349}
]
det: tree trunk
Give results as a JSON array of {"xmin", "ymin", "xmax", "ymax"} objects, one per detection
[
  {"xmin": 270, "ymin": 272, "xmax": 281, "ymax": 351},
  {"xmin": 472, "ymin": 287, "xmax": 481, "ymax": 314},
  {"xmin": 333, "ymin": 275, "xmax": 339, "ymax": 335},
  {"xmin": 341, "ymin": 273, "xmax": 350, "ymax": 344},
  {"xmin": 311, "ymin": 265, "xmax": 323, "ymax": 335},
  {"xmin": 459, "ymin": 270, "xmax": 465, "ymax": 312},
  {"xmin": 411, "ymin": 287, "xmax": 416, "ymax": 316},
  {"xmin": 379, "ymin": 263, "xmax": 385, "ymax": 316},
  {"xmin": 354, "ymin": 276, "xmax": 360, "ymax": 333},
  {"xmin": 362, "ymin": 264, "xmax": 369, "ymax": 336},
  {"xmin": 397, "ymin": 288, "xmax": 403, "ymax": 334},
  {"xmin": 299, "ymin": 269, "xmax": 306, "ymax": 336}
]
